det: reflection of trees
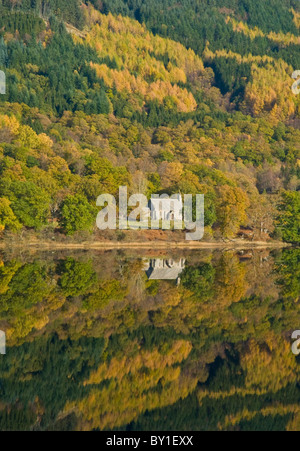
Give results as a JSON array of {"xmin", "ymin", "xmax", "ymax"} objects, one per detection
[
  {"xmin": 214, "ymin": 252, "xmax": 248, "ymax": 305},
  {"xmin": 57, "ymin": 258, "xmax": 96, "ymax": 297},
  {"xmin": 181, "ymin": 262, "xmax": 215, "ymax": 301},
  {"xmin": 0, "ymin": 249, "xmax": 300, "ymax": 430},
  {"xmin": 274, "ymin": 249, "xmax": 300, "ymax": 302},
  {"xmin": 243, "ymin": 250, "xmax": 278, "ymax": 300},
  {"xmin": 66, "ymin": 340, "xmax": 195, "ymax": 431},
  {"xmin": 126, "ymin": 260, "xmax": 147, "ymax": 302}
]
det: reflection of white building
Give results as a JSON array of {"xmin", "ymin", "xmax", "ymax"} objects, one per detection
[
  {"xmin": 144, "ymin": 258, "xmax": 185, "ymax": 285},
  {"xmin": 0, "ymin": 330, "xmax": 6, "ymax": 355},
  {"xmin": 149, "ymin": 194, "xmax": 182, "ymax": 221}
]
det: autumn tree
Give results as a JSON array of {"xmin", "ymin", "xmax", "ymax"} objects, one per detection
[
  {"xmin": 247, "ymin": 194, "xmax": 276, "ymax": 238},
  {"xmin": 6, "ymin": 181, "xmax": 50, "ymax": 230},
  {"xmin": 0, "ymin": 197, "xmax": 21, "ymax": 233},
  {"xmin": 60, "ymin": 194, "xmax": 98, "ymax": 236},
  {"xmin": 216, "ymin": 185, "xmax": 250, "ymax": 238}
]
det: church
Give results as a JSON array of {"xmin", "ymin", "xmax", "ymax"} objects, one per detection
[{"xmin": 149, "ymin": 193, "xmax": 183, "ymax": 222}]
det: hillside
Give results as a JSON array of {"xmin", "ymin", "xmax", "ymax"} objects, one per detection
[
  {"xmin": 0, "ymin": 0, "xmax": 299, "ymax": 244},
  {"xmin": 0, "ymin": 0, "xmax": 300, "ymax": 433}
]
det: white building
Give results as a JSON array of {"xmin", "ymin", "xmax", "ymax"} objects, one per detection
[
  {"xmin": 0, "ymin": 330, "xmax": 6, "ymax": 355},
  {"xmin": 149, "ymin": 193, "xmax": 183, "ymax": 222}
]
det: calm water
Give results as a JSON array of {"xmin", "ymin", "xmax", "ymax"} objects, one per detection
[{"xmin": 0, "ymin": 247, "xmax": 299, "ymax": 431}]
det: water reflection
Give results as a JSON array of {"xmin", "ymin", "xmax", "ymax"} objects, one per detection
[
  {"xmin": 144, "ymin": 258, "xmax": 185, "ymax": 285},
  {"xmin": 0, "ymin": 330, "xmax": 5, "ymax": 355},
  {"xmin": 0, "ymin": 248, "xmax": 299, "ymax": 431}
]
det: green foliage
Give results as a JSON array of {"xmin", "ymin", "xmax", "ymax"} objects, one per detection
[
  {"xmin": 57, "ymin": 258, "xmax": 96, "ymax": 297},
  {"xmin": 0, "ymin": 1, "xmax": 298, "ymax": 242},
  {"xmin": 0, "ymin": 11, "xmax": 45, "ymax": 36},
  {"xmin": 277, "ymin": 191, "xmax": 300, "ymax": 243},
  {"xmin": 0, "ymin": 262, "xmax": 51, "ymax": 315},
  {"xmin": 0, "ymin": 19, "xmax": 110, "ymax": 115},
  {"xmin": 4, "ymin": 181, "xmax": 50, "ymax": 230},
  {"xmin": 0, "ymin": 197, "xmax": 21, "ymax": 232},
  {"xmin": 82, "ymin": 279, "xmax": 127, "ymax": 311},
  {"xmin": 0, "ymin": 334, "xmax": 106, "ymax": 430},
  {"xmin": 97, "ymin": 0, "xmax": 300, "ymax": 94},
  {"xmin": 60, "ymin": 194, "xmax": 97, "ymax": 235},
  {"xmin": 0, "ymin": 0, "xmax": 84, "ymax": 28},
  {"xmin": 0, "ymin": 0, "xmax": 299, "ymax": 433},
  {"xmin": 0, "ymin": 248, "xmax": 299, "ymax": 431},
  {"xmin": 181, "ymin": 263, "xmax": 215, "ymax": 301},
  {"xmin": 275, "ymin": 249, "xmax": 300, "ymax": 301}
]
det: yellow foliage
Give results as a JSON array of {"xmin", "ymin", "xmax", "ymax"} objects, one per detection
[
  {"xmin": 17, "ymin": 125, "xmax": 41, "ymax": 148},
  {"xmin": 65, "ymin": 340, "xmax": 195, "ymax": 430},
  {"xmin": 291, "ymin": 8, "xmax": 300, "ymax": 29},
  {"xmin": 37, "ymin": 133, "xmax": 53, "ymax": 150},
  {"xmin": 222, "ymin": 404, "xmax": 300, "ymax": 430},
  {"xmin": 240, "ymin": 335, "xmax": 300, "ymax": 393},
  {"xmin": 227, "ymin": 16, "xmax": 300, "ymax": 45},
  {"xmin": 0, "ymin": 114, "xmax": 20, "ymax": 135},
  {"xmin": 204, "ymin": 45, "xmax": 299, "ymax": 119},
  {"xmin": 74, "ymin": 5, "xmax": 202, "ymax": 112},
  {"xmin": 244, "ymin": 60, "xmax": 296, "ymax": 119}
]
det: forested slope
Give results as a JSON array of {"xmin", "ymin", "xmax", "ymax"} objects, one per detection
[{"xmin": 0, "ymin": 0, "xmax": 299, "ymax": 243}]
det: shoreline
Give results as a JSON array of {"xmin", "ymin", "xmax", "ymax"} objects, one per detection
[{"xmin": 0, "ymin": 240, "xmax": 293, "ymax": 251}]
